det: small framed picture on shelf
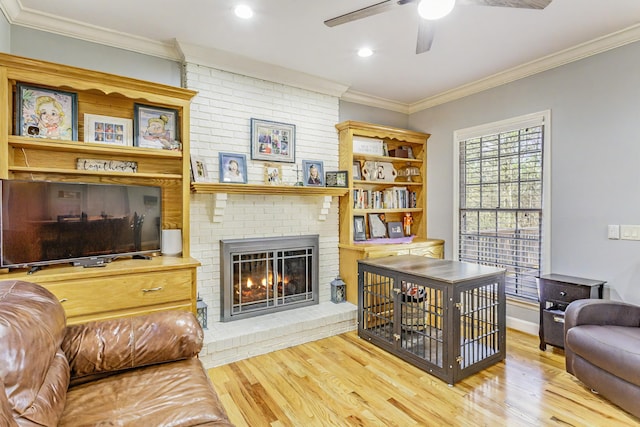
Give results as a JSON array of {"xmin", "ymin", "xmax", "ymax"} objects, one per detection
[
  {"xmin": 353, "ymin": 215, "xmax": 367, "ymax": 241},
  {"xmin": 325, "ymin": 170, "xmax": 348, "ymax": 188},
  {"xmin": 352, "ymin": 161, "xmax": 362, "ymax": 180},
  {"xmin": 219, "ymin": 152, "xmax": 247, "ymax": 184},
  {"xmin": 134, "ymin": 103, "xmax": 181, "ymax": 150},
  {"xmin": 191, "ymin": 155, "xmax": 209, "ymax": 182},
  {"xmin": 387, "ymin": 221, "xmax": 404, "ymax": 238},
  {"xmin": 302, "ymin": 160, "xmax": 324, "ymax": 187},
  {"xmin": 84, "ymin": 114, "xmax": 132, "ymax": 146},
  {"xmin": 250, "ymin": 118, "xmax": 296, "ymax": 163},
  {"xmin": 264, "ymin": 163, "xmax": 282, "ymax": 185},
  {"xmin": 16, "ymin": 83, "xmax": 77, "ymax": 140},
  {"xmin": 368, "ymin": 213, "xmax": 388, "ymax": 238}
]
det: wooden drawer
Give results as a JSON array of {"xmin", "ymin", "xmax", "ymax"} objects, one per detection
[
  {"xmin": 410, "ymin": 245, "xmax": 444, "ymax": 259},
  {"xmin": 540, "ymin": 281, "xmax": 591, "ymax": 305},
  {"xmin": 542, "ymin": 309, "xmax": 566, "ymax": 348},
  {"xmin": 46, "ymin": 269, "xmax": 192, "ymax": 320}
]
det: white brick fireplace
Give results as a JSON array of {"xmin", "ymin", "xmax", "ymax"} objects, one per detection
[{"xmin": 183, "ymin": 59, "xmax": 356, "ymax": 368}]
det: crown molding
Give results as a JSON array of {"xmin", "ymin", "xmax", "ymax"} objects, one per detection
[
  {"xmin": 407, "ymin": 23, "xmax": 640, "ymax": 113},
  {"xmin": 175, "ymin": 40, "xmax": 349, "ymax": 98},
  {"xmin": 340, "ymin": 89, "xmax": 410, "ymax": 114}
]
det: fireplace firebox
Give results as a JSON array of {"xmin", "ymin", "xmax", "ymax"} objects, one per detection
[{"xmin": 220, "ymin": 235, "xmax": 319, "ymax": 321}]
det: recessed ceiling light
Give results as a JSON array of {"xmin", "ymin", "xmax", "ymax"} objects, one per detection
[
  {"xmin": 358, "ymin": 47, "xmax": 373, "ymax": 58},
  {"xmin": 235, "ymin": 4, "xmax": 253, "ymax": 19}
]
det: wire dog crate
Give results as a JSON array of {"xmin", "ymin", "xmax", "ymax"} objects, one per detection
[{"xmin": 358, "ymin": 255, "xmax": 506, "ymax": 384}]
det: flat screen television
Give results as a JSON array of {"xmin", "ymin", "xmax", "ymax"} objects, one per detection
[{"xmin": 0, "ymin": 179, "xmax": 162, "ymax": 270}]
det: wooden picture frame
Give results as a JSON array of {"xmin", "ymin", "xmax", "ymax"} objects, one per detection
[
  {"xmin": 84, "ymin": 114, "xmax": 132, "ymax": 146},
  {"xmin": 219, "ymin": 152, "xmax": 247, "ymax": 184},
  {"xmin": 250, "ymin": 118, "xmax": 295, "ymax": 163},
  {"xmin": 325, "ymin": 170, "xmax": 348, "ymax": 188},
  {"xmin": 264, "ymin": 163, "xmax": 282, "ymax": 185},
  {"xmin": 191, "ymin": 155, "xmax": 209, "ymax": 182},
  {"xmin": 353, "ymin": 215, "xmax": 367, "ymax": 241},
  {"xmin": 302, "ymin": 160, "xmax": 324, "ymax": 187},
  {"xmin": 16, "ymin": 83, "xmax": 77, "ymax": 140},
  {"xmin": 134, "ymin": 103, "xmax": 180, "ymax": 150}
]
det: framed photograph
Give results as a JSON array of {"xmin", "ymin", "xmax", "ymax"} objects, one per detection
[
  {"xmin": 84, "ymin": 114, "xmax": 132, "ymax": 146},
  {"xmin": 325, "ymin": 170, "xmax": 348, "ymax": 188},
  {"xmin": 191, "ymin": 155, "xmax": 209, "ymax": 182},
  {"xmin": 250, "ymin": 118, "xmax": 295, "ymax": 163},
  {"xmin": 353, "ymin": 161, "xmax": 362, "ymax": 180},
  {"xmin": 387, "ymin": 221, "xmax": 404, "ymax": 238},
  {"xmin": 368, "ymin": 213, "xmax": 388, "ymax": 238},
  {"xmin": 302, "ymin": 160, "xmax": 324, "ymax": 187},
  {"xmin": 219, "ymin": 152, "xmax": 247, "ymax": 184},
  {"xmin": 16, "ymin": 83, "xmax": 77, "ymax": 140},
  {"xmin": 134, "ymin": 103, "xmax": 180, "ymax": 150},
  {"xmin": 264, "ymin": 163, "xmax": 282, "ymax": 185},
  {"xmin": 353, "ymin": 215, "xmax": 367, "ymax": 241}
]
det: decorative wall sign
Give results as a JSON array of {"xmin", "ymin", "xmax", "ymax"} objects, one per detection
[
  {"xmin": 352, "ymin": 136, "xmax": 384, "ymax": 156},
  {"xmin": 76, "ymin": 158, "xmax": 138, "ymax": 173}
]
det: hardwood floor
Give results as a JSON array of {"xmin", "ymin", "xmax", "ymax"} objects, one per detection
[{"xmin": 208, "ymin": 329, "xmax": 638, "ymax": 426}]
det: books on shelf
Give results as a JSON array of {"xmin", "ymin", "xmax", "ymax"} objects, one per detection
[{"xmin": 353, "ymin": 186, "xmax": 416, "ymax": 210}]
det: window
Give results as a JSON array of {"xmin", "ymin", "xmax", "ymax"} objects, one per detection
[{"xmin": 454, "ymin": 111, "xmax": 550, "ymax": 301}]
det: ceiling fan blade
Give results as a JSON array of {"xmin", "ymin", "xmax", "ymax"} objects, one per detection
[
  {"xmin": 324, "ymin": 0, "xmax": 414, "ymax": 27},
  {"xmin": 416, "ymin": 19, "xmax": 435, "ymax": 54},
  {"xmin": 457, "ymin": 0, "xmax": 552, "ymax": 9}
]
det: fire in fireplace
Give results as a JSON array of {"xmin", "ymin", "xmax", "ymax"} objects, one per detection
[{"xmin": 220, "ymin": 235, "xmax": 319, "ymax": 321}]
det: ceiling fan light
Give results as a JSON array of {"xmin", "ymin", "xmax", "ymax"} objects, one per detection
[
  {"xmin": 358, "ymin": 47, "xmax": 373, "ymax": 58},
  {"xmin": 417, "ymin": 0, "xmax": 456, "ymax": 20},
  {"xmin": 234, "ymin": 5, "xmax": 254, "ymax": 19}
]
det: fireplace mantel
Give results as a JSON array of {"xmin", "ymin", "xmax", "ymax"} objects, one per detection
[
  {"xmin": 191, "ymin": 183, "xmax": 347, "ymax": 222},
  {"xmin": 191, "ymin": 182, "xmax": 347, "ymax": 197}
]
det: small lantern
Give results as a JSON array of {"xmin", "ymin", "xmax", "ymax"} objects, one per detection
[
  {"xmin": 196, "ymin": 294, "xmax": 208, "ymax": 329},
  {"xmin": 330, "ymin": 276, "xmax": 346, "ymax": 303}
]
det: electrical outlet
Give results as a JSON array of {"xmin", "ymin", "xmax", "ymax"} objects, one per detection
[{"xmin": 608, "ymin": 225, "xmax": 620, "ymax": 239}]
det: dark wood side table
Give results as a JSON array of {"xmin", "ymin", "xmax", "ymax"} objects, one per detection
[{"xmin": 537, "ymin": 274, "xmax": 605, "ymax": 351}]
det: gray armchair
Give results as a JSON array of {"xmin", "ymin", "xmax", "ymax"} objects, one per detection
[{"xmin": 564, "ymin": 299, "xmax": 640, "ymax": 418}]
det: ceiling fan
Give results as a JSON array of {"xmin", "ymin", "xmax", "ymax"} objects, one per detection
[{"xmin": 324, "ymin": 0, "xmax": 553, "ymax": 54}]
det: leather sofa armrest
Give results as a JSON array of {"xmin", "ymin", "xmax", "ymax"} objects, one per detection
[
  {"xmin": 564, "ymin": 299, "xmax": 640, "ymax": 332},
  {"xmin": 61, "ymin": 310, "xmax": 203, "ymax": 382}
]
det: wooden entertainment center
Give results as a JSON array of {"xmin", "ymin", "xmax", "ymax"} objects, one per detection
[{"xmin": 0, "ymin": 53, "xmax": 199, "ymax": 324}]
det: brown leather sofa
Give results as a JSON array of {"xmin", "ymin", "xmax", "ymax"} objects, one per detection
[
  {"xmin": 0, "ymin": 279, "xmax": 234, "ymax": 426},
  {"xmin": 564, "ymin": 298, "xmax": 640, "ymax": 419}
]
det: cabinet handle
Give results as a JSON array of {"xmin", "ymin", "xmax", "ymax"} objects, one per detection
[
  {"xmin": 559, "ymin": 291, "xmax": 567, "ymax": 296},
  {"xmin": 142, "ymin": 286, "xmax": 163, "ymax": 293},
  {"xmin": 59, "ymin": 298, "xmax": 68, "ymax": 303}
]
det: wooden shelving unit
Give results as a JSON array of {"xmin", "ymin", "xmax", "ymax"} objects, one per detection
[
  {"xmin": 0, "ymin": 53, "xmax": 199, "ymax": 323},
  {"xmin": 336, "ymin": 120, "xmax": 444, "ymax": 303}
]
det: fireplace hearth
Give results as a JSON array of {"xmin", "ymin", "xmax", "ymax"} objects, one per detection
[{"xmin": 220, "ymin": 235, "xmax": 319, "ymax": 321}]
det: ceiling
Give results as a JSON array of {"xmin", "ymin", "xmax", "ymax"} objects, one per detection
[{"xmin": 2, "ymin": 0, "xmax": 640, "ymax": 112}]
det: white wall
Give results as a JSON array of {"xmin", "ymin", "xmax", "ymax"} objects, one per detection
[
  {"xmin": 410, "ymin": 40, "xmax": 640, "ymax": 304},
  {"xmin": 10, "ymin": 26, "xmax": 180, "ymax": 86}
]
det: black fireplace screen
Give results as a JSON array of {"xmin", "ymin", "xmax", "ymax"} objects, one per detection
[{"xmin": 221, "ymin": 236, "xmax": 319, "ymax": 321}]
